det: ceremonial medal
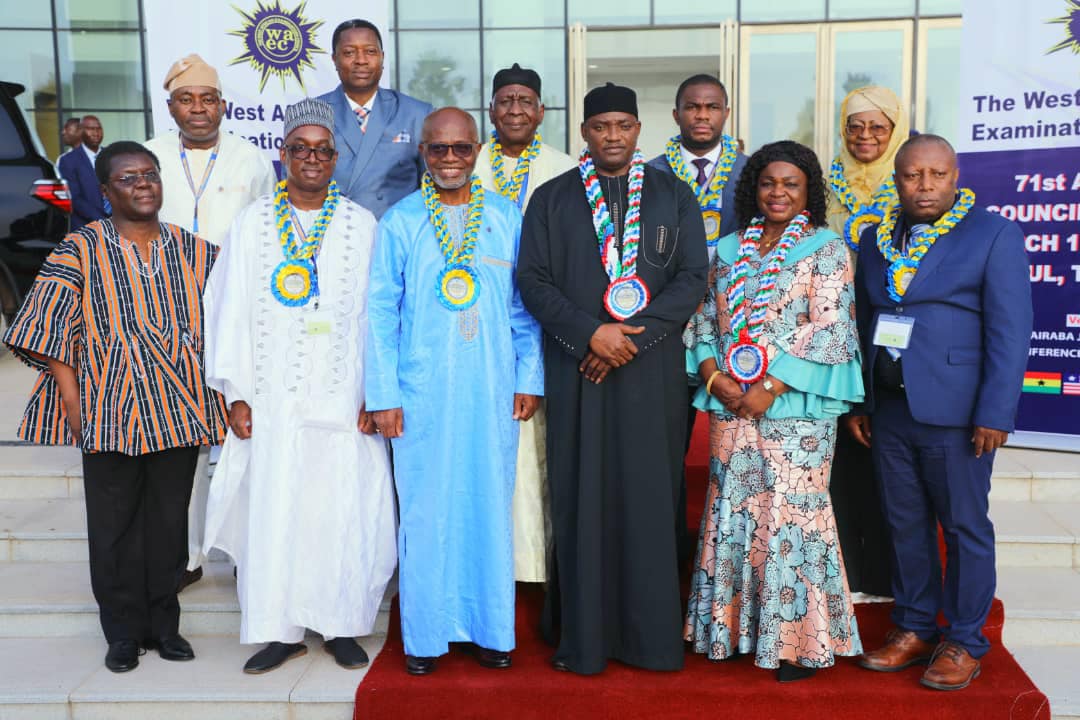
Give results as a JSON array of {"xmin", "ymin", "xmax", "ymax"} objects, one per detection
[
  {"xmin": 437, "ymin": 263, "xmax": 479, "ymax": 310},
  {"xmin": 423, "ymin": 173, "xmax": 485, "ymax": 312},
  {"xmin": 702, "ymin": 209, "xmax": 721, "ymax": 242},
  {"xmin": 271, "ymin": 259, "xmax": 314, "ymax": 306},
  {"xmin": 603, "ymin": 274, "xmax": 650, "ymax": 321},
  {"xmin": 725, "ymin": 328, "xmax": 768, "ymax": 384},
  {"xmin": 270, "ymin": 179, "xmax": 340, "ymax": 307},
  {"xmin": 829, "ymin": 158, "xmax": 897, "ymax": 251},
  {"xmin": 580, "ymin": 147, "xmax": 649, "ymax": 320}
]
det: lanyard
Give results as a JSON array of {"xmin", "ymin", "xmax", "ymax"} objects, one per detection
[
  {"xmin": 178, "ymin": 142, "xmax": 220, "ymax": 235},
  {"xmin": 290, "ymin": 206, "xmax": 322, "ymax": 305}
]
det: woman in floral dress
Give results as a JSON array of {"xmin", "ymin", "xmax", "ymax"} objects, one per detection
[{"xmin": 683, "ymin": 140, "xmax": 864, "ymax": 682}]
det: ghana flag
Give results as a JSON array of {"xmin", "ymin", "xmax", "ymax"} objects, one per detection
[{"xmin": 1023, "ymin": 371, "xmax": 1062, "ymax": 394}]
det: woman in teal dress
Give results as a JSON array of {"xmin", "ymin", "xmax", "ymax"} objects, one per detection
[{"xmin": 683, "ymin": 140, "xmax": 864, "ymax": 682}]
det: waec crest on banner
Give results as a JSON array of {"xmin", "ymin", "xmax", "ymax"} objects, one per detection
[
  {"xmin": 229, "ymin": 0, "xmax": 326, "ymax": 91},
  {"xmin": 1047, "ymin": 0, "xmax": 1080, "ymax": 55}
]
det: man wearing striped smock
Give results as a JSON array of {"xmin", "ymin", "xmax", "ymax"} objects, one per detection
[{"xmin": 3, "ymin": 141, "xmax": 226, "ymax": 674}]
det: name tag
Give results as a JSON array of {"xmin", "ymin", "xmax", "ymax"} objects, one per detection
[
  {"xmin": 873, "ymin": 314, "xmax": 914, "ymax": 349},
  {"xmin": 305, "ymin": 311, "xmax": 333, "ymax": 336}
]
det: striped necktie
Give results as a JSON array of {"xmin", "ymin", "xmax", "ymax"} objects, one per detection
[{"xmin": 355, "ymin": 106, "xmax": 370, "ymax": 134}]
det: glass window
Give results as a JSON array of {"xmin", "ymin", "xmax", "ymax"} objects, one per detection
[
  {"xmin": 484, "ymin": 0, "xmax": 564, "ymax": 27},
  {"xmin": 655, "ymin": 0, "xmax": 737, "ymax": 25},
  {"xmin": 918, "ymin": 0, "xmax": 961, "ymax": 16},
  {"xmin": 568, "ymin": 0, "xmax": 649, "ymax": 26},
  {"xmin": 397, "ymin": 30, "xmax": 482, "ymax": 109},
  {"xmin": 0, "ymin": 30, "xmax": 57, "ymax": 114},
  {"xmin": 25, "ymin": 110, "xmax": 63, "ymax": 162},
  {"xmin": 829, "ymin": 0, "xmax": 914, "ymax": 19},
  {"xmin": 0, "ymin": 1, "xmax": 52, "ymax": 28},
  {"xmin": 832, "ymin": 29, "xmax": 905, "ymax": 157},
  {"xmin": 922, "ymin": 26, "xmax": 961, "ymax": 136},
  {"xmin": 57, "ymin": 31, "xmax": 145, "ymax": 110},
  {"xmin": 540, "ymin": 108, "xmax": 569, "ymax": 155},
  {"xmin": 397, "ymin": 0, "xmax": 480, "ymax": 29},
  {"xmin": 740, "ymin": 0, "xmax": 825, "ymax": 23},
  {"xmin": 482, "ymin": 29, "xmax": 566, "ymax": 107},
  {"xmin": 54, "ymin": 0, "xmax": 139, "ymax": 29},
  {"xmin": 0, "ymin": 102, "xmax": 26, "ymax": 160},
  {"xmin": 85, "ymin": 110, "xmax": 149, "ymax": 145},
  {"xmin": 744, "ymin": 30, "xmax": 817, "ymax": 153}
]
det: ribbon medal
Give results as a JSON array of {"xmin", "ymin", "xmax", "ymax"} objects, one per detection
[
  {"xmin": 423, "ymin": 172, "xmax": 484, "ymax": 311},
  {"xmin": 724, "ymin": 212, "xmax": 811, "ymax": 384},
  {"xmin": 665, "ymin": 134, "xmax": 738, "ymax": 245},
  {"xmin": 270, "ymin": 179, "xmax": 340, "ymax": 307},
  {"xmin": 829, "ymin": 158, "xmax": 898, "ymax": 251},
  {"xmin": 580, "ymin": 148, "xmax": 649, "ymax": 321}
]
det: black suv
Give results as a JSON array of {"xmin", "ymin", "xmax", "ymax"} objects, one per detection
[{"xmin": 0, "ymin": 80, "xmax": 70, "ymax": 334}]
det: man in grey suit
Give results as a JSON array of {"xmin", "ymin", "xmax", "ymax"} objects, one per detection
[{"xmin": 318, "ymin": 19, "xmax": 432, "ymax": 219}]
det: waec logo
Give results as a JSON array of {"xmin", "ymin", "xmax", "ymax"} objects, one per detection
[
  {"xmin": 1047, "ymin": 0, "xmax": 1080, "ymax": 55},
  {"xmin": 229, "ymin": 0, "xmax": 325, "ymax": 91}
]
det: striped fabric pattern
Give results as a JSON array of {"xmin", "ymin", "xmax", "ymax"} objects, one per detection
[{"xmin": 3, "ymin": 220, "xmax": 227, "ymax": 455}]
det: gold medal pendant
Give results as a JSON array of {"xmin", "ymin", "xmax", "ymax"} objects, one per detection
[
  {"xmin": 702, "ymin": 209, "xmax": 722, "ymax": 243},
  {"xmin": 271, "ymin": 260, "xmax": 315, "ymax": 307},
  {"xmin": 437, "ymin": 264, "xmax": 480, "ymax": 311}
]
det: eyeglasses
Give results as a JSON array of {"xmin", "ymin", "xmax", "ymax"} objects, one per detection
[
  {"xmin": 285, "ymin": 144, "xmax": 336, "ymax": 161},
  {"xmin": 494, "ymin": 95, "xmax": 538, "ymax": 111},
  {"xmin": 845, "ymin": 122, "xmax": 892, "ymax": 138},
  {"xmin": 111, "ymin": 171, "xmax": 162, "ymax": 187},
  {"xmin": 424, "ymin": 143, "xmax": 477, "ymax": 158}
]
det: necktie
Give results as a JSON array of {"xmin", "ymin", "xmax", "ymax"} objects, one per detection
[
  {"xmin": 692, "ymin": 158, "xmax": 710, "ymax": 186},
  {"xmin": 354, "ymin": 106, "xmax": 370, "ymax": 134}
]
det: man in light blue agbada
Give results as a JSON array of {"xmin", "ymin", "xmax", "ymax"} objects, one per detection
[{"xmin": 365, "ymin": 107, "xmax": 544, "ymax": 676}]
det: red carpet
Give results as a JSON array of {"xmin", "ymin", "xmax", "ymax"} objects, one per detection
[{"xmin": 355, "ymin": 414, "xmax": 1050, "ymax": 720}]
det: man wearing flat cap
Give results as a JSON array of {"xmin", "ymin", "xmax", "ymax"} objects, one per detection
[
  {"xmin": 201, "ymin": 98, "xmax": 397, "ymax": 674},
  {"xmin": 475, "ymin": 63, "xmax": 575, "ymax": 585},
  {"xmin": 146, "ymin": 53, "xmax": 277, "ymax": 591},
  {"xmin": 517, "ymin": 82, "xmax": 708, "ymax": 674}
]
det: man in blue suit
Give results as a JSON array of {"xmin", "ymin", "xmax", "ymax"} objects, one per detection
[
  {"xmin": 317, "ymin": 19, "xmax": 432, "ymax": 219},
  {"xmin": 648, "ymin": 74, "xmax": 746, "ymax": 560},
  {"xmin": 58, "ymin": 115, "xmax": 108, "ymax": 230},
  {"xmin": 848, "ymin": 134, "xmax": 1032, "ymax": 691}
]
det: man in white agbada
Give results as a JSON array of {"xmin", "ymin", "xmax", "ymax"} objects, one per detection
[
  {"xmin": 144, "ymin": 53, "xmax": 277, "ymax": 591},
  {"xmin": 202, "ymin": 98, "xmax": 396, "ymax": 674},
  {"xmin": 474, "ymin": 63, "xmax": 574, "ymax": 583}
]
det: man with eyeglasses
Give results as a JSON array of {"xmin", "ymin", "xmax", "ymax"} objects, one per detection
[
  {"xmin": 146, "ymin": 53, "xmax": 278, "ymax": 592},
  {"xmin": 366, "ymin": 107, "xmax": 543, "ymax": 675},
  {"xmin": 202, "ymin": 98, "xmax": 397, "ymax": 675},
  {"xmin": 474, "ymin": 63, "xmax": 574, "ymax": 586},
  {"xmin": 318, "ymin": 19, "xmax": 431, "ymax": 219}
]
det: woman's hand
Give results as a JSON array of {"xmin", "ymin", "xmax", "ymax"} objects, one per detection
[
  {"xmin": 731, "ymin": 383, "xmax": 775, "ymax": 421},
  {"xmin": 710, "ymin": 374, "xmax": 744, "ymax": 407}
]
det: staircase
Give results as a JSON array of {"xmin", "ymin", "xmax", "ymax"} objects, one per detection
[{"xmin": 1, "ymin": 355, "xmax": 1078, "ymax": 719}]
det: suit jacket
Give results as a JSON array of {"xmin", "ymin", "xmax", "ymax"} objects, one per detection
[
  {"xmin": 648, "ymin": 149, "xmax": 747, "ymax": 238},
  {"xmin": 853, "ymin": 206, "xmax": 1032, "ymax": 431},
  {"xmin": 58, "ymin": 147, "xmax": 107, "ymax": 231},
  {"xmin": 317, "ymin": 86, "xmax": 432, "ymax": 219}
]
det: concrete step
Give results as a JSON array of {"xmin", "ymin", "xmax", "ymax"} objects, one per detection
[
  {"xmin": 990, "ymin": 448, "xmax": 1080, "ymax": 503},
  {"xmin": 998, "ymin": 567, "xmax": 1080, "ymax": 647},
  {"xmin": 0, "ymin": 562, "xmax": 391, "ymax": 639},
  {"xmin": 1009, "ymin": 645, "xmax": 1080, "ymax": 720},
  {"xmin": 0, "ymin": 633, "xmax": 384, "ymax": 720},
  {"xmin": 992, "ymin": 500, "xmax": 1080, "ymax": 568},
  {"xmin": 0, "ymin": 446, "xmax": 83, "ymax": 500}
]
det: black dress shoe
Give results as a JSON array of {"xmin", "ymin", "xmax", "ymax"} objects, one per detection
[
  {"xmin": 243, "ymin": 642, "xmax": 307, "ymax": 674},
  {"xmin": 324, "ymin": 638, "xmax": 369, "ymax": 669},
  {"xmin": 551, "ymin": 658, "xmax": 571, "ymax": 672},
  {"xmin": 156, "ymin": 634, "xmax": 195, "ymax": 661},
  {"xmin": 405, "ymin": 654, "xmax": 437, "ymax": 675},
  {"xmin": 473, "ymin": 646, "xmax": 511, "ymax": 669},
  {"xmin": 777, "ymin": 661, "xmax": 818, "ymax": 682},
  {"xmin": 105, "ymin": 640, "xmax": 142, "ymax": 673},
  {"xmin": 178, "ymin": 566, "xmax": 203, "ymax": 593}
]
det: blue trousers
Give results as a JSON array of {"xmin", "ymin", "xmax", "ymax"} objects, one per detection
[{"xmin": 870, "ymin": 388, "xmax": 996, "ymax": 658}]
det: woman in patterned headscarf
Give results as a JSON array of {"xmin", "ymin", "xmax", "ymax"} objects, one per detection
[{"xmin": 828, "ymin": 86, "xmax": 909, "ymax": 602}]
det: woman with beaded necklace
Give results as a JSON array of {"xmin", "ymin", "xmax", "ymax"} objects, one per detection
[
  {"xmin": 683, "ymin": 140, "xmax": 864, "ymax": 682},
  {"xmin": 827, "ymin": 86, "xmax": 909, "ymax": 602}
]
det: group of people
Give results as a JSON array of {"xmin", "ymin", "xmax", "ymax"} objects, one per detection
[{"xmin": 3, "ymin": 16, "xmax": 1032, "ymax": 697}]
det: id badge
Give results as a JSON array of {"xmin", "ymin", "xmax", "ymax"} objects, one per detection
[
  {"xmin": 304, "ymin": 310, "xmax": 333, "ymax": 337},
  {"xmin": 872, "ymin": 313, "xmax": 914, "ymax": 350}
]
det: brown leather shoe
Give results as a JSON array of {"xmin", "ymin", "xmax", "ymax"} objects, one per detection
[
  {"xmin": 920, "ymin": 642, "xmax": 981, "ymax": 691},
  {"xmin": 858, "ymin": 628, "xmax": 936, "ymax": 672}
]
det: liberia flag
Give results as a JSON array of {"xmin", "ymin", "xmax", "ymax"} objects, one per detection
[
  {"xmin": 1022, "ymin": 371, "xmax": 1062, "ymax": 394},
  {"xmin": 1064, "ymin": 374, "xmax": 1080, "ymax": 396}
]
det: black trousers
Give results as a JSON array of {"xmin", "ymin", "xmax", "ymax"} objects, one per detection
[{"xmin": 82, "ymin": 446, "xmax": 199, "ymax": 643}]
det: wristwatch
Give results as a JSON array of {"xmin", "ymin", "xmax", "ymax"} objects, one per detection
[{"xmin": 762, "ymin": 378, "xmax": 780, "ymax": 397}]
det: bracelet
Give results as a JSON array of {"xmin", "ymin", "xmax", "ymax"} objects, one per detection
[{"xmin": 704, "ymin": 370, "xmax": 723, "ymax": 397}]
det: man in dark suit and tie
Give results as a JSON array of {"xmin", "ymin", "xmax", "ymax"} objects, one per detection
[
  {"xmin": 317, "ymin": 19, "xmax": 432, "ymax": 219},
  {"xmin": 58, "ymin": 115, "xmax": 108, "ymax": 230},
  {"xmin": 848, "ymin": 134, "xmax": 1032, "ymax": 691}
]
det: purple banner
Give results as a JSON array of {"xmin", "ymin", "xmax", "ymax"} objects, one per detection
[{"xmin": 958, "ymin": 146, "xmax": 1080, "ymax": 436}]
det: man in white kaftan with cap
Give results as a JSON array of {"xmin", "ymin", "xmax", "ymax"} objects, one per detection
[{"xmin": 202, "ymin": 98, "xmax": 396, "ymax": 674}]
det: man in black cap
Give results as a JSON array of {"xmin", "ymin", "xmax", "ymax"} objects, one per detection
[
  {"xmin": 476, "ymin": 63, "xmax": 575, "ymax": 586},
  {"xmin": 517, "ymin": 82, "xmax": 708, "ymax": 675}
]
